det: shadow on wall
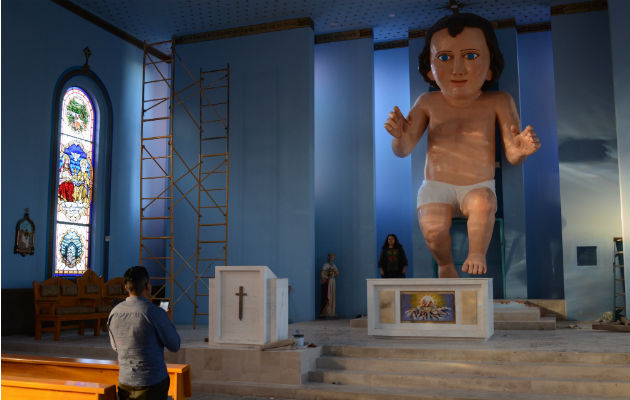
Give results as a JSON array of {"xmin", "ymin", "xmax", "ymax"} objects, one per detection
[{"xmin": 558, "ymin": 138, "xmax": 617, "ymax": 163}]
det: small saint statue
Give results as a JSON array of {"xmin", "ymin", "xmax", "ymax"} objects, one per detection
[{"xmin": 320, "ymin": 253, "xmax": 339, "ymax": 318}]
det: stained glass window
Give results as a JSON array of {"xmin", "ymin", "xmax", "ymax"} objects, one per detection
[{"xmin": 54, "ymin": 87, "xmax": 95, "ymax": 276}]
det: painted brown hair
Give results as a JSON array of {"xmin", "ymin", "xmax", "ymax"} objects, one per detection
[{"xmin": 418, "ymin": 13, "xmax": 504, "ymax": 91}]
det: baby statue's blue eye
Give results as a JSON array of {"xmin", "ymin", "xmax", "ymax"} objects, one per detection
[
  {"xmin": 465, "ymin": 53, "xmax": 479, "ymax": 60},
  {"xmin": 438, "ymin": 54, "xmax": 450, "ymax": 62}
]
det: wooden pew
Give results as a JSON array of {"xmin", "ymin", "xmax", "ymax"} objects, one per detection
[
  {"xmin": 1, "ymin": 353, "xmax": 192, "ymax": 400},
  {"xmin": 1, "ymin": 375, "xmax": 116, "ymax": 399}
]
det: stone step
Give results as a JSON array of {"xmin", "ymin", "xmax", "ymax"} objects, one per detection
[
  {"xmin": 322, "ymin": 345, "xmax": 630, "ymax": 365},
  {"xmin": 316, "ymin": 355, "xmax": 630, "ymax": 381},
  {"xmin": 495, "ymin": 316, "xmax": 556, "ymax": 330},
  {"xmin": 494, "ymin": 308, "xmax": 541, "ymax": 321},
  {"xmin": 193, "ymin": 380, "xmax": 630, "ymax": 400},
  {"xmin": 309, "ymin": 369, "xmax": 630, "ymax": 398}
]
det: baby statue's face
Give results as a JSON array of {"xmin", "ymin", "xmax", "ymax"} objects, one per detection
[{"xmin": 428, "ymin": 27, "xmax": 492, "ymax": 101}]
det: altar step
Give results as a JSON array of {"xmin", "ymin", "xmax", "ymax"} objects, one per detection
[
  {"xmin": 306, "ymin": 345, "xmax": 630, "ymax": 399},
  {"xmin": 193, "ymin": 346, "xmax": 630, "ymax": 400},
  {"xmin": 494, "ymin": 302, "xmax": 557, "ymax": 330},
  {"xmin": 193, "ymin": 380, "xmax": 629, "ymax": 400}
]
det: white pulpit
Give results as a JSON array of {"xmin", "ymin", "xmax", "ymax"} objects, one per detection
[{"xmin": 209, "ymin": 266, "xmax": 288, "ymax": 346}]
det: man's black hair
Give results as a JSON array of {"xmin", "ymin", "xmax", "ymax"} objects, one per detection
[
  {"xmin": 418, "ymin": 13, "xmax": 504, "ymax": 91},
  {"xmin": 124, "ymin": 265, "xmax": 149, "ymax": 295}
]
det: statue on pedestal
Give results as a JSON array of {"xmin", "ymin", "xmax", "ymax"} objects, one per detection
[
  {"xmin": 320, "ymin": 253, "xmax": 339, "ymax": 318},
  {"xmin": 385, "ymin": 13, "xmax": 540, "ymax": 277}
]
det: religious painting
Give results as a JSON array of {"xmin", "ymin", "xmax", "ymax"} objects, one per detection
[
  {"xmin": 57, "ymin": 138, "xmax": 93, "ymax": 224},
  {"xmin": 54, "ymin": 86, "xmax": 95, "ymax": 276},
  {"xmin": 54, "ymin": 224, "xmax": 89, "ymax": 275},
  {"xmin": 400, "ymin": 291, "xmax": 455, "ymax": 323},
  {"xmin": 14, "ymin": 209, "xmax": 35, "ymax": 256},
  {"xmin": 61, "ymin": 87, "xmax": 94, "ymax": 140}
]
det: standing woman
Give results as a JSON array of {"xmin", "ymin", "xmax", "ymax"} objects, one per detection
[{"xmin": 378, "ymin": 234, "xmax": 408, "ymax": 278}]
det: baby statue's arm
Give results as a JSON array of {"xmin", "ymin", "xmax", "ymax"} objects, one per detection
[
  {"xmin": 385, "ymin": 94, "xmax": 429, "ymax": 158},
  {"xmin": 496, "ymin": 92, "xmax": 541, "ymax": 165}
]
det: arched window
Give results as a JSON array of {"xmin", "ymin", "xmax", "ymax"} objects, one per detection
[{"xmin": 53, "ymin": 87, "xmax": 96, "ymax": 276}]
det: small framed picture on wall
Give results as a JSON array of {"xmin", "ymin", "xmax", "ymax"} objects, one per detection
[{"xmin": 14, "ymin": 208, "xmax": 35, "ymax": 257}]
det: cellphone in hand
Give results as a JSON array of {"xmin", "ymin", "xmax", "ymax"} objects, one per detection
[{"xmin": 159, "ymin": 301, "xmax": 169, "ymax": 312}]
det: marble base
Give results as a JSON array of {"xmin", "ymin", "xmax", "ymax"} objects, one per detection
[{"xmin": 367, "ymin": 278, "xmax": 493, "ymax": 340}]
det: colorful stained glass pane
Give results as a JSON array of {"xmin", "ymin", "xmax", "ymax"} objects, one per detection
[
  {"xmin": 57, "ymin": 136, "xmax": 93, "ymax": 224},
  {"xmin": 61, "ymin": 87, "xmax": 94, "ymax": 141},
  {"xmin": 55, "ymin": 224, "xmax": 90, "ymax": 275},
  {"xmin": 55, "ymin": 87, "xmax": 95, "ymax": 276}
]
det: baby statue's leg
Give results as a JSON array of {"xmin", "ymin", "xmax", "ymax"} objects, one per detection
[
  {"xmin": 418, "ymin": 203, "xmax": 457, "ymax": 278},
  {"xmin": 460, "ymin": 188, "xmax": 497, "ymax": 275}
]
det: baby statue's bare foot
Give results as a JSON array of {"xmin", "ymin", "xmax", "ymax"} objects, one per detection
[
  {"xmin": 438, "ymin": 263, "xmax": 459, "ymax": 278},
  {"xmin": 461, "ymin": 254, "xmax": 487, "ymax": 275}
]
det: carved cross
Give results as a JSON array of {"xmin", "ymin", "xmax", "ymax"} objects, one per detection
[
  {"xmin": 235, "ymin": 286, "xmax": 247, "ymax": 320},
  {"xmin": 83, "ymin": 47, "xmax": 92, "ymax": 67}
]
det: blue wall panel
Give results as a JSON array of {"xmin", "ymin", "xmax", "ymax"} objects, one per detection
[
  {"xmin": 315, "ymin": 38, "xmax": 375, "ymax": 318},
  {"xmin": 173, "ymin": 28, "xmax": 315, "ymax": 324},
  {"xmin": 407, "ymin": 37, "xmax": 434, "ymax": 278},
  {"xmin": 608, "ymin": 0, "xmax": 630, "ymax": 317},
  {"xmin": 374, "ymin": 47, "xmax": 413, "ymax": 276},
  {"xmin": 496, "ymin": 27, "xmax": 528, "ymax": 299},
  {"xmin": 552, "ymin": 11, "xmax": 621, "ymax": 320},
  {"xmin": 517, "ymin": 31, "xmax": 565, "ymax": 299}
]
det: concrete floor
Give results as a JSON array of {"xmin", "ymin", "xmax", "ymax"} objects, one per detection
[
  {"xmin": 2, "ymin": 319, "xmax": 629, "ymax": 355},
  {"xmin": 2, "ymin": 319, "xmax": 628, "ymax": 400}
]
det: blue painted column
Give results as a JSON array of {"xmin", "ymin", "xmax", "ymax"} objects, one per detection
[
  {"xmin": 407, "ymin": 36, "xmax": 433, "ymax": 278},
  {"xmin": 608, "ymin": 0, "xmax": 630, "ymax": 318},
  {"xmin": 315, "ymin": 37, "xmax": 376, "ymax": 318},
  {"xmin": 374, "ymin": 47, "xmax": 413, "ymax": 277},
  {"xmin": 496, "ymin": 27, "xmax": 528, "ymax": 299},
  {"xmin": 552, "ymin": 11, "xmax": 621, "ymax": 320},
  {"xmin": 174, "ymin": 28, "xmax": 316, "ymax": 324},
  {"xmin": 517, "ymin": 30, "xmax": 564, "ymax": 299}
]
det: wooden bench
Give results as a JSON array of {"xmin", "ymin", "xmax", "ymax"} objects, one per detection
[
  {"xmin": 33, "ymin": 271, "xmax": 128, "ymax": 340},
  {"xmin": 1, "ymin": 374, "xmax": 116, "ymax": 399},
  {"xmin": 33, "ymin": 275, "xmax": 110, "ymax": 340},
  {"xmin": 2, "ymin": 353, "xmax": 192, "ymax": 400}
]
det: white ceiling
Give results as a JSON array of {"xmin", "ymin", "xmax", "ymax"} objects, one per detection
[{"xmin": 68, "ymin": 0, "xmax": 579, "ymax": 45}]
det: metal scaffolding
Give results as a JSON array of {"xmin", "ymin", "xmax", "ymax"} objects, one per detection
[{"xmin": 139, "ymin": 40, "xmax": 229, "ymax": 327}]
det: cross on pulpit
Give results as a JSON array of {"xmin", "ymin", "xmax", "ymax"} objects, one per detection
[{"xmin": 235, "ymin": 286, "xmax": 247, "ymax": 320}]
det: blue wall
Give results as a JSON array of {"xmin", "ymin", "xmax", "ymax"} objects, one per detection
[
  {"xmin": 494, "ymin": 27, "xmax": 528, "ymax": 299},
  {"xmin": 608, "ymin": 0, "xmax": 630, "ymax": 317},
  {"xmin": 552, "ymin": 11, "xmax": 621, "ymax": 320},
  {"xmin": 315, "ymin": 38, "xmax": 376, "ymax": 318},
  {"xmin": 1, "ymin": 0, "xmax": 143, "ymax": 288},
  {"xmin": 173, "ymin": 28, "xmax": 315, "ymax": 324},
  {"xmin": 374, "ymin": 47, "xmax": 413, "ymax": 276},
  {"xmin": 2, "ymin": 1, "xmax": 627, "ymax": 324},
  {"xmin": 517, "ymin": 30, "xmax": 565, "ymax": 299}
]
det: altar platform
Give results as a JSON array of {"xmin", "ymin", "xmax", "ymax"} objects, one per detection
[{"xmin": 2, "ymin": 319, "xmax": 629, "ymax": 400}]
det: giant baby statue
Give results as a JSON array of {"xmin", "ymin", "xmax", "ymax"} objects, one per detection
[{"xmin": 385, "ymin": 13, "xmax": 540, "ymax": 278}]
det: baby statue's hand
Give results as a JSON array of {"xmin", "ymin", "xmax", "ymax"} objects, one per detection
[
  {"xmin": 385, "ymin": 106, "xmax": 410, "ymax": 139},
  {"xmin": 512, "ymin": 125, "xmax": 541, "ymax": 156}
]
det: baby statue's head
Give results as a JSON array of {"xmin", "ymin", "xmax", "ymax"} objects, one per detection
[{"xmin": 418, "ymin": 13, "xmax": 504, "ymax": 92}]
